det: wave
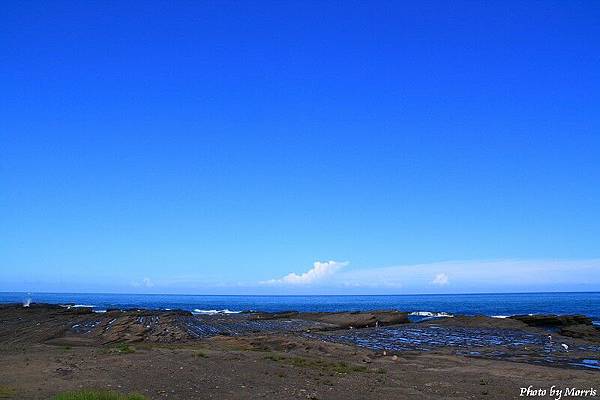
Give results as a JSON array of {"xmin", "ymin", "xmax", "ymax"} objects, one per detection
[
  {"xmin": 491, "ymin": 315, "xmax": 510, "ymax": 319},
  {"xmin": 192, "ymin": 309, "xmax": 242, "ymax": 315},
  {"xmin": 409, "ymin": 311, "xmax": 453, "ymax": 318},
  {"xmin": 60, "ymin": 304, "xmax": 96, "ymax": 309}
]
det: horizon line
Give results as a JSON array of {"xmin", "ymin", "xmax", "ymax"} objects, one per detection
[{"xmin": 2, "ymin": 290, "xmax": 599, "ymax": 297}]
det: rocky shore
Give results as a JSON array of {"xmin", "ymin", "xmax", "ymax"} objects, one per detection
[{"xmin": 0, "ymin": 303, "xmax": 598, "ymax": 399}]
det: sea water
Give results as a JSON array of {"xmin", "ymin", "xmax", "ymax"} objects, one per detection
[{"xmin": 0, "ymin": 292, "xmax": 598, "ymax": 324}]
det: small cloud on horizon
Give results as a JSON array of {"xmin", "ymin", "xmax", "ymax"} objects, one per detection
[
  {"xmin": 260, "ymin": 258, "xmax": 600, "ymax": 292},
  {"xmin": 132, "ymin": 277, "xmax": 154, "ymax": 288},
  {"xmin": 118, "ymin": 258, "xmax": 600, "ymax": 294},
  {"xmin": 335, "ymin": 259, "xmax": 600, "ymax": 292},
  {"xmin": 262, "ymin": 260, "xmax": 348, "ymax": 285},
  {"xmin": 432, "ymin": 273, "xmax": 449, "ymax": 286}
]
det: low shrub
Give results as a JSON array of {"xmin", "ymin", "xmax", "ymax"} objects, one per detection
[{"xmin": 53, "ymin": 390, "xmax": 146, "ymax": 400}]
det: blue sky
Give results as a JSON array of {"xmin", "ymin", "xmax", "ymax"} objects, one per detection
[{"xmin": 1, "ymin": 1, "xmax": 599, "ymax": 294}]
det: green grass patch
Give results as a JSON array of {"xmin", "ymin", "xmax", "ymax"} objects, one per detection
[
  {"xmin": 114, "ymin": 343, "xmax": 135, "ymax": 354},
  {"xmin": 192, "ymin": 350, "xmax": 208, "ymax": 358},
  {"xmin": 263, "ymin": 353, "xmax": 285, "ymax": 362},
  {"xmin": 0, "ymin": 385, "xmax": 16, "ymax": 398},
  {"xmin": 52, "ymin": 390, "xmax": 146, "ymax": 400}
]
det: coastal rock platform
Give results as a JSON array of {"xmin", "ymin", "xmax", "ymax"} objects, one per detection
[{"xmin": 0, "ymin": 304, "xmax": 598, "ymax": 399}]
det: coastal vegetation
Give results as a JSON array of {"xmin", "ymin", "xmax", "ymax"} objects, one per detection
[
  {"xmin": 0, "ymin": 385, "xmax": 16, "ymax": 398},
  {"xmin": 192, "ymin": 349, "xmax": 208, "ymax": 358},
  {"xmin": 52, "ymin": 390, "xmax": 146, "ymax": 400},
  {"xmin": 113, "ymin": 343, "xmax": 135, "ymax": 354}
]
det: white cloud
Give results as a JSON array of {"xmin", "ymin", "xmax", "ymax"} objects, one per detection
[
  {"xmin": 432, "ymin": 273, "xmax": 449, "ymax": 286},
  {"xmin": 263, "ymin": 260, "xmax": 348, "ymax": 285},
  {"xmin": 142, "ymin": 277, "xmax": 154, "ymax": 287},
  {"xmin": 331, "ymin": 259, "xmax": 600, "ymax": 292},
  {"xmin": 132, "ymin": 277, "xmax": 154, "ymax": 288}
]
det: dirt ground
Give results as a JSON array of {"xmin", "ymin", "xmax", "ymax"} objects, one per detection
[{"xmin": 0, "ymin": 334, "xmax": 598, "ymax": 400}]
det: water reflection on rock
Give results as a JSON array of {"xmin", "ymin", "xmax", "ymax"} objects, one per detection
[{"xmin": 308, "ymin": 324, "xmax": 600, "ymax": 371}]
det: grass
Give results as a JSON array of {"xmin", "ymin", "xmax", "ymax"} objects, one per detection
[
  {"xmin": 0, "ymin": 385, "xmax": 16, "ymax": 398},
  {"xmin": 113, "ymin": 343, "xmax": 135, "ymax": 354},
  {"xmin": 52, "ymin": 390, "xmax": 146, "ymax": 400},
  {"xmin": 264, "ymin": 353, "xmax": 285, "ymax": 362},
  {"xmin": 192, "ymin": 350, "xmax": 208, "ymax": 358},
  {"xmin": 263, "ymin": 353, "xmax": 369, "ymax": 374}
]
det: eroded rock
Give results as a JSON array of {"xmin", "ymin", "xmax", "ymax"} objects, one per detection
[{"xmin": 510, "ymin": 314, "xmax": 592, "ymax": 327}]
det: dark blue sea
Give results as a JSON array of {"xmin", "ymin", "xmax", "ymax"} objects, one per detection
[{"xmin": 1, "ymin": 292, "xmax": 599, "ymax": 324}]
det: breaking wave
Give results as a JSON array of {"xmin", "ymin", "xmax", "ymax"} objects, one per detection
[
  {"xmin": 409, "ymin": 311, "xmax": 454, "ymax": 318},
  {"xmin": 192, "ymin": 309, "xmax": 242, "ymax": 315}
]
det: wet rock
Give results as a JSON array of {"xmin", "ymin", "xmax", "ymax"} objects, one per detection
[
  {"xmin": 69, "ymin": 307, "xmax": 95, "ymax": 315},
  {"xmin": 249, "ymin": 310, "xmax": 408, "ymax": 330},
  {"xmin": 559, "ymin": 324, "xmax": 600, "ymax": 342},
  {"xmin": 250, "ymin": 311, "xmax": 299, "ymax": 320},
  {"xmin": 510, "ymin": 314, "xmax": 592, "ymax": 327},
  {"xmin": 299, "ymin": 311, "xmax": 409, "ymax": 329},
  {"xmin": 426, "ymin": 316, "xmax": 526, "ymax": 330}
]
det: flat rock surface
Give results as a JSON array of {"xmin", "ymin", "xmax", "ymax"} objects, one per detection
[
  {"xmin": 510, "ymin": 314, "xmax": 593, "ymax": 327},
  {"xmin": 251, "ymin": 310, "xmax": 409, "ymax": 329},
  {"xmin": 1, "ymin": 304, "xmax": 598, "ymax": 399}
]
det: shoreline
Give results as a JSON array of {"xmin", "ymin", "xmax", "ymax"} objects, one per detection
[
  {"xmin": 4, "ymin": 292, "xmax": 600, "ymax": 328},
  {"xmin": 6, "ymin": 300, "xmax": 600, "ymax": 323},
  {"xmin": 1, "ymin": 303, "xmax": 599, "ymax": 399},
  {"xmin": 2, "ymin": 303, "xmax": 599, "ymax": 360}
]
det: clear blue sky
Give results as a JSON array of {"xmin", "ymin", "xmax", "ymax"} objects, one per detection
[{"xmin": 1, "ymin": 1, "xmax": 599, "ymax": 294}]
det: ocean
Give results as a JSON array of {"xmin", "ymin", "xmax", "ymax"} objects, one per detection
[{"xmin": 1, "ymin": 292, "xmax": 599, "ymax": 324}]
